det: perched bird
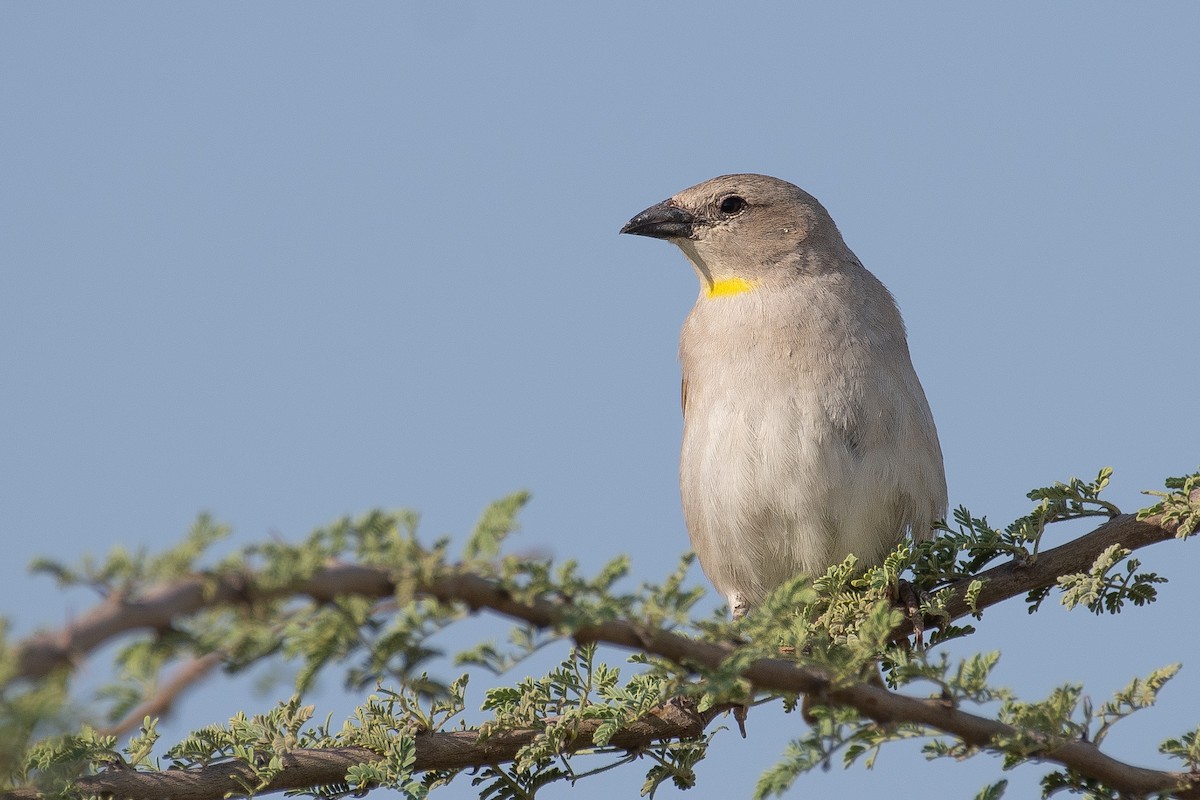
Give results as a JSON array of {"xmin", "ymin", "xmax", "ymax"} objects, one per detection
[{"xmin": 621, "ymin": 174, "xmax": 946, "ymax": 619}]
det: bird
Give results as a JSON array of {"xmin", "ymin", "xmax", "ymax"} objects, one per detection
[{"xmin": 620, "ymin": 174, "xmax": 947, "ymax": 619}]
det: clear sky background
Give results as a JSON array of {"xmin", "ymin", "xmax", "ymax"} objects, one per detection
[{"xmin": 3, "ymin": 4, "xmax": 1199, "ymax": 798}]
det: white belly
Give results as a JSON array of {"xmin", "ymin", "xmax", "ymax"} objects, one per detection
[{"xmin": 678, "ymin": 300, "xmax": 943, "ymax": 610}]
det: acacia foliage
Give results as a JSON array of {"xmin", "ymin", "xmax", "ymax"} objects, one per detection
[{"xmin": 2, "ymin": 469, "xmax": 1199, "ymax": 799}]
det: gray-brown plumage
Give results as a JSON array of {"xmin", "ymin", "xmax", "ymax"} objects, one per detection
[{"xmin": 621, "ymin": 174, "xmax": 946, "ymax": 618}]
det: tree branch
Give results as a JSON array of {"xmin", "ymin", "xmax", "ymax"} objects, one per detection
[
  {"xmin": 13, "ymin": 499, "xmax": 1191, "ymax": 686},
  {"xmin": 7, "ymin": 495, "xmax": 1197, "ymax": 799},
  {"xmin": 2, "ymin": 700, "xmax": 721, "ymax": 800},
  {"xmin": 898, "ymin": 496, "xmax": 1197, "ymax": 638},
  {"xmin": 97, "ymin": 652, "xmax": 224, "ymax": 738}
]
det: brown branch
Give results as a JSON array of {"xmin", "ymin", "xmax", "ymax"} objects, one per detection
[
  {"xmin": 1, "ymin": 700, "xmax": 721, "ymax": 800},
  {"xmin": 97, "ymin": 652, "xmax": 224, "ymax": 738},
  {"xmin": 13, "ymin": 499, "xmax": 1192, "ymax": 686},
  {"xmin": 11, "ymin": 565, "xmax": 393, "ymax": 684},
  {"xmin": 6, "ymin": 495, "xmax": 1198, "ymax": 799},
  {"xmin": 902, "ymin": 497, "xmax": 1199, "ymax": 636}
]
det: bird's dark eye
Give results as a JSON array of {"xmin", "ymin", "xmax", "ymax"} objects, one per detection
[{"xmin": 718, "ymin": 195, "xmax": 747, "ymax": 215}]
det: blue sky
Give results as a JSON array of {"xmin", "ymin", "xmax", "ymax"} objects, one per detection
[{"xmin": 3, "ymin": 3, "xmax": 1198, "ymax": 797}]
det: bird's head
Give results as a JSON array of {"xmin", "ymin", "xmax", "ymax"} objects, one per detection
[{"xmin": 620, "ymin": 174, "xmax": 847, "ymax": 296}]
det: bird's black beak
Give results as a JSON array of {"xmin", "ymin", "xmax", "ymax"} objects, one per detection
[{"xmin": 620, "ymin": 201, "xmax": 695, "ymax": 239}]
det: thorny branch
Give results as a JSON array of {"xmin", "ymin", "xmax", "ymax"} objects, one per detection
[
  {"xmin": 97, "ymin": 652, "xmax": 223, "ymax": 738},
  {"xmin": 2, "ymin": 701, "xmax": 723, "ymax": 800},
  {"xmin": 5, "ymin": 493, "xmax": 1199, "ymax": 800}
]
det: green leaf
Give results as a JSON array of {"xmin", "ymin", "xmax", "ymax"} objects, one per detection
[
  {"xmin": 1139, "ymin": 470, "xmax": 1200, "ymax": 538},
  {"xmin": 465, "ymin": 491, "xmax": 531, "ymax": 560}
]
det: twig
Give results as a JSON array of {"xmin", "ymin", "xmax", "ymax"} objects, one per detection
[
  {"xmin": 4, "ymin": 494, "xmax": 1197, "ymax": 800},
  {"xmin": 97, "ymin": 652, "xmax": 224, "ymax": 737}
]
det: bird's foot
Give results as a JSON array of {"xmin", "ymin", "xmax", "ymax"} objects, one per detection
[{"xmin": 891, "ymin": 578, "xmax": 927, "ymax": 648}]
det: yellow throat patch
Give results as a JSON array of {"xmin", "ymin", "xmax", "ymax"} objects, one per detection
[{"xmin": 705, "ymin": 277, "xmax": 756, "ymax": 299}]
